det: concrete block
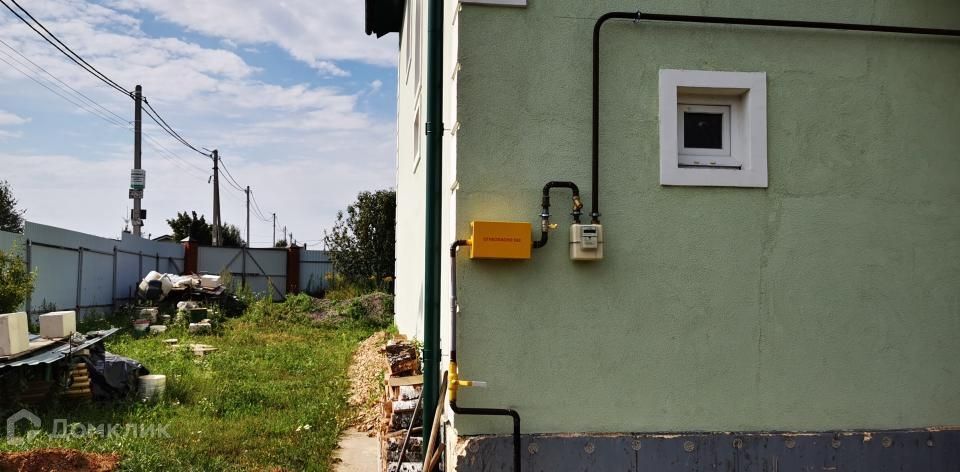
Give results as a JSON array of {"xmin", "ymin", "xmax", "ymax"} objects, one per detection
[
  {"xmin": 188, "ymin": 322, "xmax": 212, "ymax": 334},
  {"xmin": 39, "ymin": 310, "xmax": 77, "ymax": 339},
  {"xmin": 140, "ymin": 308, "xmax": 159, "ymax": 323},
  {"xmin": 0, "ymin": 312, "xmax": 29, "ymax": 356}
]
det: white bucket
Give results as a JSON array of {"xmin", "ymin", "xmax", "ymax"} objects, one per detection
[{"xmin": 138, "ymin": 374, "xmax": 166, "ymax": 401}]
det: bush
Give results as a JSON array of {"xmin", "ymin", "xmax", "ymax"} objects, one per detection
[{"xmin": 0, "ymin": 244, "xmax": 33, "ymax": 313}]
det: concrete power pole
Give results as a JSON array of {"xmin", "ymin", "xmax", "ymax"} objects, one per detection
[
  {"xmin": 132, "ymin": 84, "xmax": 143, "ymax": 237},
  {"xmin": 272, "ymin": 213, "xmax": 276, "ymax": 247},
  {"xmin": 212, "ymin": 150, "xmax": 221, "ymax": 247},
  {"xmin": 242, "ymin": 185, "xmax": 250, "ymax": 288}
]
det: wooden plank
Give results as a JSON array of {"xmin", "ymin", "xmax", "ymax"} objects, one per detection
[{"xmin": 388, "ymin": 374, "xmax": 424, "ymax": 387}]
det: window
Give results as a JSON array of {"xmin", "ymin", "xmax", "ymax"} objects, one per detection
[{"xmin": 659, "ymin": 69, "xmax": 767, "ymax": 187}]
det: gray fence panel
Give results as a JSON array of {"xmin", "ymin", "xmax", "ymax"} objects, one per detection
[
  {"xmin": 197, "ymin": 247, "xmax": 287, "ymax": 301},
  {"xmin": 29, "ymin": 243, "xmax": 78, "ymax": 312},
  {"xmin": 0, "ymin": 230, "xmax": 23, "ymax": 253},
  {"xmin": 79, "ymin": 249, "xmax": 114, "ymax": 310},
  {"xmin": 300, "ymin": 249, "xmax": 332, "ymax": 293}
]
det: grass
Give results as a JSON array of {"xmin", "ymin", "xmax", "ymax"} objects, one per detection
[{"xmin": 0, "ymin": 294, "xmax": 381, "ymax": 471}]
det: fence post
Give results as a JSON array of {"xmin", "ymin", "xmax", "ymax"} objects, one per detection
[
  {"xmin": 182, "ymin": 241, "xmax": 198, "ymax": 274},
  {"xmin": 24, "ymin": 239, "xmax": 32, "ymax": 313},
  {"xmin": 155, "ymin": 252, "xmax": 160, "ymax": 272},
  {"xmin": 76, "ymin": 247, "xmax": 84, "ymax": 311},
  {"xmin": 286, "ymin": 245, "xmax": 300, "ymax": 295},
  {"xmin": 112, "ymin": 246, "xmax": 118, "ymax": 309}
]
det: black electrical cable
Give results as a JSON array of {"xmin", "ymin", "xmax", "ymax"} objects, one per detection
[
  {"xmin": 0, "ymin": 38, "xmax": 129, "ymax": 124},
  {"xmin": 591, "ymin": 11, "xmax": 960, "ymax": 224},
  {"xmin": 0, "ymin": 0, "xmax": 131, "ymax": 96},
  {"xmin": 142, "ymin": 99, "xmax": 211, "ymax": 158}
]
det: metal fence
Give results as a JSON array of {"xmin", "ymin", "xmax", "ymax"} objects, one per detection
[
  {"xmin": 0, "ymin": 222, "xmax": 333, "ymax": 317},
  {"xmin": 197, "ymin": 246, "xmax": 288, "ymax": 301},
  {"xmin": 0, "ymin": 222, "xmax": 184, "ymax": 318},
  {"xmin": 300, "ymin": 248, "xmax": 333, "ymax": 295}
]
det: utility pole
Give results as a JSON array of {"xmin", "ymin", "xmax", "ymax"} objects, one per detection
[
  {"xmin": 272, "ymin": 213, "xmax": 276, "ymax": 247},
  {"xmin": 212, "ymin": 150, "xmax": 221, "ymax": 247},
  {"xmin": 242, "ymin": 186, "xmax": 250, "ymax": 288},
  {"xmin": 132, "ymin": 84, "xmax": 143, "ymax": 237},
  {"xmin": 282, "ymin": 225, "xmax": 287, "ymax": 247}
]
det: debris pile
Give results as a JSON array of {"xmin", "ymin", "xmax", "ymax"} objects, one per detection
[
  {"xmin": 137, "ymin": 272, "xmax": 246, "ymax": 317},
  {"xmin": 347, "ymin": 332, "xmax": 390, "ymax": 434},
  {"xmin": 381, "ymin": 337, "xmax": 424, "ymax": 472}
]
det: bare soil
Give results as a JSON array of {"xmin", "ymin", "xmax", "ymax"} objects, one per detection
[{"xmin": 0, "ymin": 448, "xmax": 119, "ymax": 472}]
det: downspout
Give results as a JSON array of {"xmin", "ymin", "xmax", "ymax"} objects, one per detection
[
  {"xmin": 592, "ymin": 11, "xmax": 960, "ymax": 223},
  {"xmin": 422, "ymin": 0, "xmax": 444, "ymax": 453},
  {"xmin": 448, "ymin": 240, "xmax": 522, "ymax": 471}
]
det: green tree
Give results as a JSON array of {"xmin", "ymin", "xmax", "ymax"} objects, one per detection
[
  {"xmin": 275, "ymin": 239, "xmax": 288, "ymax": 248},
  {"xmin": 0, "ymin": 244, "xmax": 33, "ymax": 313},
  {"xmin": 0, "ymin": 180, "xmax": 25, "ymax": 233},
  {"xmin": 166, "ymin": 211, "xmax": 245, "ymax": 247},
  {"xmin": 324, "ymin": 190, "xmax": 396, "ymax": 286},
  {"xmin": 167, "ymin": 211, "xmax": 212, "ymax": 245},
  {"xmin": 219, "ymin": 223, "xmax": 245, "ymax": 248}
]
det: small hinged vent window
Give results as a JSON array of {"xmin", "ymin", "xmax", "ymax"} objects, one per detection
[{"xmin": 659, "ymin": 69, "xmax": 767, "ymax": 187}]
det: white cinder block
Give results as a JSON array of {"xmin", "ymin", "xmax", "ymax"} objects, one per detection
[
  {"xmin": 0, "ymin": 312, "xmax": 29, "ymax": 356},
  {"xmin": 39, "ymin": 310, "xmax": 77, "ymax": 339}
]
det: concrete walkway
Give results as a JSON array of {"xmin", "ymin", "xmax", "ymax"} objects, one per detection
[{"xmin": 335, "ymin": 428, "xmax": 379, "ymax": 471}]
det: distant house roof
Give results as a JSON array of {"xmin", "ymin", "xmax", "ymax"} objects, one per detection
[
  {"xmin": 152, "ymin": 234, "xmax": 175, "ymax": 242},
  {"xmin": 365, "ymin": 0, "xmax": 405, "ymax": 38}
]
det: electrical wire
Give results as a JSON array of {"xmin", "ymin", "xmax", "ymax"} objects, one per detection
[
  {"xmin": 0, "ymin": 0, "xmax": 130, "ymax": 96},
  {"xmin": 218, "ymin": 158, "xmax": 246, "ymax": 192},
  {"xmin": 0, "ymin": 51, "xmax": 128, "ymax": 130},
  {"xmin": 0, "ymin": 37, "xmax": 128, "ymax": 125},
  {"xmin": 142, "ymin": 98, "xmax": 211, "ymax": 158},
  {"xmin": 0, "ymin": 49, "xmax": 208, "ymax": 182}
]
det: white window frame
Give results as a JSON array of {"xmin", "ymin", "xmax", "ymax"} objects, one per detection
[
  {"xmin": 659, "ymin": 69, "xmax": 767, "ymax": 188},
  {"xmin": 677, "ymin": 103, "xmax": 734, "ymax": 166}
]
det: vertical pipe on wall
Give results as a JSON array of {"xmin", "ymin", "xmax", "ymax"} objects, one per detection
[{"xmin": 422, "ymin": 0, "xmax": 445, "ymax": 453}]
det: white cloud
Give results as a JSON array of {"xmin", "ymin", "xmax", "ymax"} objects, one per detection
[
  {"xmin": 0, "ymin": 0, "xmax": 397, "ymax": 243},
  {"xmin": 108, "ymin": 0, "xmax": 397, "ymax": 69},
  {"xmin": 0, "ymin": 110, "xmax": 30, "ymax": 126}
]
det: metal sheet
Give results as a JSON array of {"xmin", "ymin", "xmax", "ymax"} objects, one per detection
[{"xmin": 0, "ymin": 328, "xmax": 120, "ymax": 370}]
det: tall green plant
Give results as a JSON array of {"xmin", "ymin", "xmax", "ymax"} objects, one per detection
[
  {"xmin": 0, "ymin": 244, "xmax": 34, "ymax": 313},
  {"xmin": 323, "ymin": 190, "xmax": 396, "ymax": 288}
]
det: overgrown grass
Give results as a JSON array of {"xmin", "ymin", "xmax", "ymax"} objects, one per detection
[{"xmin": 0, "ymin": 295, "xmax": 380, "ymax": 471}]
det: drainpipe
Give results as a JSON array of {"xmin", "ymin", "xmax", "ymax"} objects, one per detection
[{"xmin": 422, "ymin": 0, "xmax": 445, "ymax": 453}]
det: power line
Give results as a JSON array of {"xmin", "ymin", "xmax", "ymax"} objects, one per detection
[
  {"xmin": 142, "ymin": 98, "xmax": 211, "ymax": 158},
  {"xmin": 0, "ymin": 0, "xmax": 130, "ymax": 96},
  {"xmin": 0, "ymin": 50, "xmax": 128, "ymax": 130},
  {"xmin": 0, "ymin": 37, "xmax": 128, "ymax": 125},
  {"xmin": 218, "ymin": 158, "xmax": 246, "ymax": 192}
]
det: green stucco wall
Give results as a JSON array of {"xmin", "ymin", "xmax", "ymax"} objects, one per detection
[{"xmin": 451, "ymin": 1, "xmax": 960, "ymax": 435}]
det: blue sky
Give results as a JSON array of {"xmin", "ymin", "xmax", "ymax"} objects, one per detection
[{"xmin": 0, "ymin": 0, "xmax": 398, "ymax": 246}]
